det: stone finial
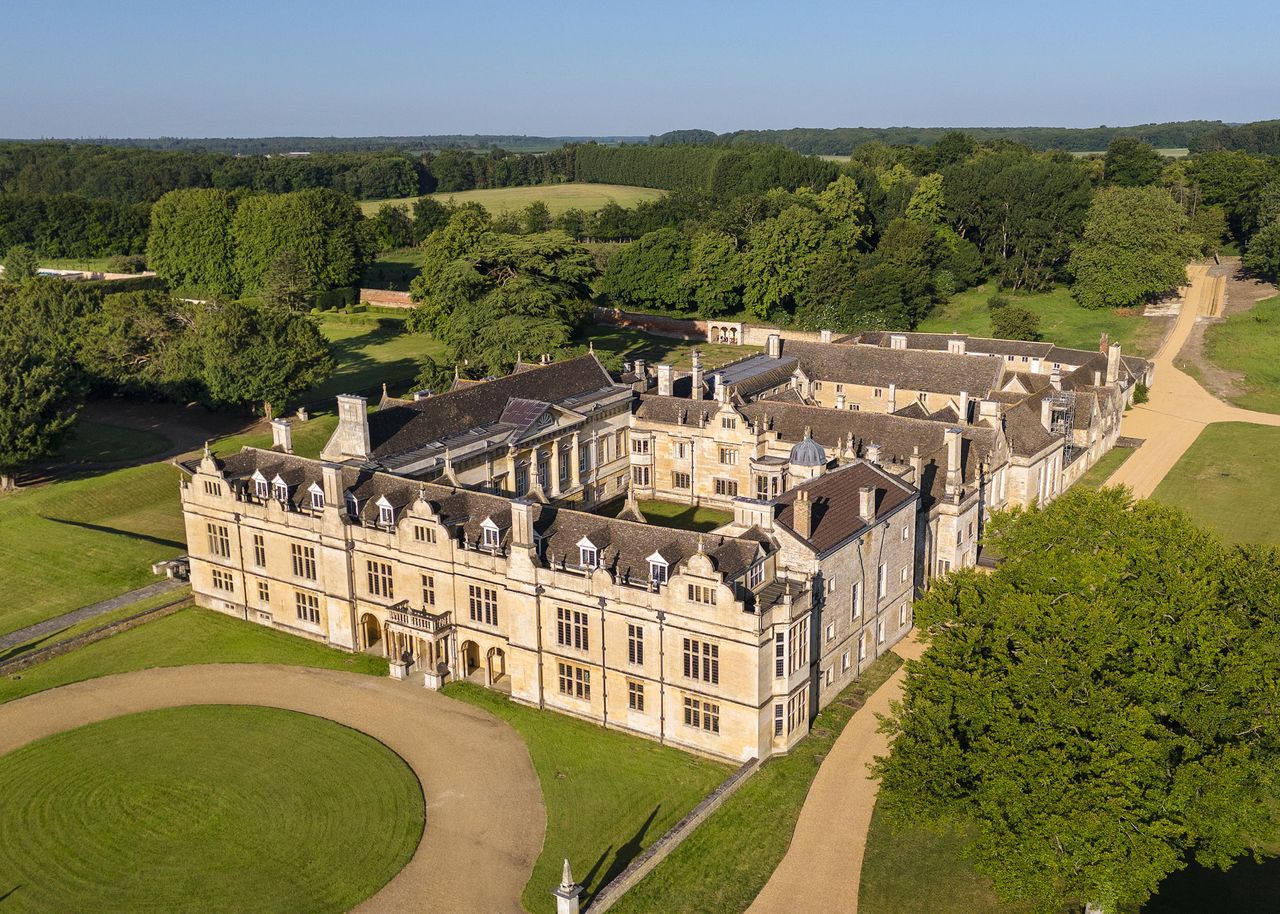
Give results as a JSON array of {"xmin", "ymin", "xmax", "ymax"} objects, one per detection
[
  {"xmin": 203, "ymin": 440, "xmax": 211, "ymax": 458},
  {"xmin": 697, "ymin": 534, "xmax": 706, "ymax": 554},
  {"xmin": 561, "ymin": 858, "xmax": 574, "ymax": 890}
]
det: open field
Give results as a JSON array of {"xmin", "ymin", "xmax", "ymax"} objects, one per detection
[
  {"xmin": 1151, "ymin": 422, "xmax": 1280, "ymax": 545},
  {"xmin": 0, "ymin": 607, "xmax": 387, "ymax": 705},
  {"xmin": 0, "ymin": 705, "xmax": 422, "ymax": 914},
  {"xmin": 612, "ymin": 653, "xmax": 902, "ymax": 914},
  {"xmin": 359, "ymin": 182, "xmax": 665, "ymax": 218},
  {"xmin": 1203, "ymin": 294, "xmax": 1280, "ymax": 414},
  {"xmin": 919, "ymin": 283, "xmax": 1160, "ymax": 356},
  {"xmin": 442, "ymin": 681, "xmax": 729, "ymax": 914}
]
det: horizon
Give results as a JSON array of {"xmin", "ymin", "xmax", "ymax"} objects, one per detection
[{"xmin": 2, "ymin": 0, "xmax": 1276, "ymax": 138}]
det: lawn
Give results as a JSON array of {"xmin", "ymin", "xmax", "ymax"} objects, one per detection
[
  {"xmin": 358, "ymin": 182, "xmax": 665, "ymax": 218},
  {"xmin": 919, "ymin": 284, "xmax": 1155, "ymax": 356},
  {"xmin": 53, "ymin": 419, "xmax": 172, "ymax": 464},
  {"xmin": 37, "ymin": 256, "xmax": 125, "ymax": 272},
  {"xmin": 0, "ymin": 606, "xmax": 387, "ymax": 705},
  {"xmin": 611, "ymin": 653, "xmax": 903, "ymax": 914},
  {"xmin": 577, "ymin": 325, "xmax": 759, "ymax": 371},
  {"xmin": 1151, "ymin": 422, "xmax": 1280, "ymax": 545},
  {"xmin": 0, "ymin": 415, "xmax": 337, "ymax": 639},
  {"xmin": 1073, "ymin": 445, "xmax": 1136, "ymax": 492},
  {"xmin": 1203, "ymin": 294, "xmax": 1280, "ymax": 414},
  {"xmin": 307, "ymin": 312, "xmax": 445, "ymax": 406},
  {"xmin": 363, "ymin": 247, "xmax": 427, "ymax": 291},
  {"xmin": 598, "ymin": 498, "xmax": 733, "ymax": 533},
  {"xmin": 442, "ymin": 681, "xmax": 729, "ymax": 914},
  {"xmin": 0, "ymin": 705, "xmax": 422, "ymax": 914}
]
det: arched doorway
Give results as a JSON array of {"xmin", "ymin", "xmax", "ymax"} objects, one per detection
[
  {"xmin": 486, "ymin": 647, "xmax": 506, "ymax": 685},
  {"xmin": 460, "ymin": 640, "xmax": 481, "ymax": 677},
  {"xmin": 360, "ymin": 613, "xmax": 381, "ymax": 650}
]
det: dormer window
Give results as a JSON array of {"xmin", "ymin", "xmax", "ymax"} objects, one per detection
[
  {"xmin": 344, "ymin": 492, "xmax": 358, "ymax": 517},
  {"xmin": 577, "ymin": 536, "xmax": 598, "ymax": 569},
  {"xmin": 308, "ymin": 483, "xmax": 324, "ymax": 510},
  {"xmin": 376, "ymin": 496, "xmax": 394, "ymax": 527},
  {"xmin": 748, "ymin": 562, "xmax": 764, "ymax": 588},
  {"xmin": 271, "ymin": 475, "xmax": 289, "ymax": 502},
  {"xmin": 647, "ymin": 551, "xmax": 668, "ymax": 584},
  {"xmin": 252, "ymin": 471, "xmax": 268, "ymax": 499},
  {"xmin": 481, "ymin": 518, "xmax": 500, "ymax": 549}
]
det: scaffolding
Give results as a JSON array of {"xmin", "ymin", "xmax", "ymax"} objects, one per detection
[{"xmin": 1047, "ymin": 390, "xmax": 1077, "ymax": 462}]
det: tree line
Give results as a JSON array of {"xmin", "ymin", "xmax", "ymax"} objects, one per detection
[
  {"xmin": 0, "ymin": 194, "xmax": 149, "ymax": 258},
  {"xmin": 573, "ymin": 143, "xmax": 839, "ymax": 195}
]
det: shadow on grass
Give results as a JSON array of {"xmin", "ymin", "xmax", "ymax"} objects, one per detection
[
  {"xmin": 584, "ymin": 806, "xmax": 662, "ymax": 906},
  {"xmin": 0, "ymin": 629, "xmax": 64, "ymax": 665},
  {"xmin": 41, "ymin": 517, "xmax": 185, "ymax": 551}
]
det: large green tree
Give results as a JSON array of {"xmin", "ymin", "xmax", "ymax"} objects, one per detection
[
  {"xmin": 600, "ymin": 228, "xmax": 691, "ymax": 313},
  {"xmin": 76, "ymin": 290, "xmax": 197, "ymax": 399},
  {"xmin": 231, "ymin": 188, "xmax": 364, "ymax": 294},
  {"xmin": 1104, "ymin": 137, "xmax": 1164, "ymax": 187},
  {"xmin": 2, "ymin": 244, "xmax": 39, "ymax": 283},
  {"xmin": 684, "ymin": 230, "xmax": 743, "ymax": 317},
  {"xmin": 146, "ymin": 188, "xmax": 238, "ymax": 297},
  {"xmin": 875, "ymin": 488, "xmax": 1280, "ymax": 914},
  {"xmin": 740, "ymin": 204, "xmax": 826, "ymax": 319},
  {"xmin": 1069, "ymin": 186, "xmax": 1196, "ymax": 309},
  {"xmin": 1243, "ymin": 219, "xmax": 1280, "ymax": 281}
]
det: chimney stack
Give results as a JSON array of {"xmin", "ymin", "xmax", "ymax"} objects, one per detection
[
  {"xmin": 1106, "ymin": 343, "xmax": 1121, "ymax": 385},
  {"xmin": 766, "ymin": 333, "xmax": 781, "ymax": 359},
  {"xmin": 820, "ymin": 329, "xmax": 833, "ymax": 343},
  {"xmin": 835, "ymin": 392, "xmax": 846, "ymax": 410},
  {"xmin": 270, "ymin": 418, "xmax": 293, "ymax": 454},
  {"xmin": 944, "ymin": 427, "xmax": 963, "ymax": 497},
  {"xmin": 948, "ymin": 337, "xmax": 966, "ymax": 355},
  {"xmin": 890, "ymin": 334, "xmax": 907, "ymax": 350},
  {"xmin": 909, "ymin": 445, "xmax": 924, "ymax": 484},
  {"xmin": 510, "ymin": 498, "xmax": 536, "ymax": 549},
  {"xmin": 979, "ymin": 398, "xmax": 1001, "ymax": 421},
  {"xmin": 321, "ymin": 462, "xmax": 343, "ymax": 511},
  {"xmin": 713, "ymin": 374, "xmax": 728, "ymax": 403},
  {"xmin": 1093, "ymin": 369, "xmax": 1102, "ymax": 386},
  {"xmin": 1050, "ymin": 366, "xmax": 1062, "ymax": 391},
  {"xmin": 657, "ymin": 364, "xmax": 674, "ymax": 397},
  {"xmin": 959, "ymin": 390, "xmax": 971, "ymax": 424},
  {"xmin": 792, "ymin": 489, "xmax": 812, "ymax": 539},
  {"xmin": 866, "ymin": 441, "xmax": 882, "ymax": 465},
  {"xmin": 858, "ymin": 485, "xmax": 877, "ymax": 523},
  {"xmin": 329, "ymin": 394, "xmax": 370, "ymax": 461},
  {"xmin": 888, "ymin": 382, "xmax": 897, "ymax": 413},
  {"xmin": 1040, "ymin": 396, "xmax": 1054, "ymax": 431},
  {"xmin": 633, "ymin": 358, "xmax": 646, "ymax": 388},
  {"xmin": 690, "ymin": 350, "xmax": 703, "ymax": 399}
]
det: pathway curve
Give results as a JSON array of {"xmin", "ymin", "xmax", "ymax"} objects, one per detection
[
  {"xmin": 0, "ymin": 664, "xmax": 545, "ymax": 914},
  {"xmin": 746, "ymin": 636, "xmax": 928, "ymax": 914},
  {"xmin": 1105, "ymin": 263, "xmax": 1280, "ymax": 497}
]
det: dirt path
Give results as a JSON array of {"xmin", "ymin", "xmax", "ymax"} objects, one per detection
[
  {"xmin": 0, "ymin": 664, "xmax": 544, "ymax": 914},
  {"xmin": 747, "ymin": 635, "xmax": 928, "ymax": 914},
  {"xmin": 1105, "ymin": 264, "xmax": 1280, "ymax": 498}
]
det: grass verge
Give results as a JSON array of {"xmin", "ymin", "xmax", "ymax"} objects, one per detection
[
  {"xmin": 0, "ymin": 705, "xmax": 421, "ymax": 914},
  {"xmin": 1203, "ymin": 294, "xmax": 1280, "ymax": 414},
  {"xmin": 1073, "ymin": 446, "xmax": 1136, "ymax": 492},
  {"xmin": 442, "ymin": 681, "xmax": 729, "ymax": 914},
  {"xmin": 0, "ymin": 606, "xmax": 387, "ymax": 705},
  {"xmin": 1151, "ymin": 422, "xmax": 1280, "ymax": 545},
  {"xmin": 610, "ymin": 652, "xmax": 904, "ymax": 914}
]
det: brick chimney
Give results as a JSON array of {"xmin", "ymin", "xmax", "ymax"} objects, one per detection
[
  {"xmin": 1106, "ymin": 343, "xmax": 1121, "ymax": 385},
  {"xmin": 270, "ymin": 418, "xmax": 293, "ymax": 454},
  {"xmin": 321, "ymin": 462, "xmax": 344, "ymax": 511},
  {"xmin": 690, "ymin": 350, "xmax": 703, "ymax": 399},
  {"xmin": 792, "ymin": 490, "xmax": 812, "ymax": 539},
  {"xmin": 858, "ymin": 485, "xmax": 877, "ymax": 522},
  {"xmin": 633, "ymin": 358, "xmax": 647, "ymax": 389},
  {"xmin": 657, "ymin": 364, "xmax": 674, "ymax": 397}
]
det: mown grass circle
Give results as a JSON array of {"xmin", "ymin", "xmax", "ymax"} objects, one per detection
[{"xmin": 0, "ymin": 705, "xmax": 424, "ymax": 913}]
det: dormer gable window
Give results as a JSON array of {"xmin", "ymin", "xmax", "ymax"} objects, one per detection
[
  {"xmin": 376, "ymin": 495, "xmax": 394, "ymax": 527},
  {"xmin": 308, "ymin": 483, "xmax": 324, "ymax": 510},
  {"xmin": 252, "ymin": 470, "xmax": 269, "ymax": 499},
  {"xmin": 344, "ymin": 491, "xmax": 358, "ymax": 517},
  {"xmin": 577, "ymin": 536, "xmax": 598, "ymax": 569},
  {"xmin": 271, "ymin": 474, "xmax": 289, "ymax": 502},
  {"xmin": 481, "ymin": 517, "xmax": 500, "ymax": 549},
  {"xmin": 647, "ymin": 551, "xmax": 669, "ymax": 584}
]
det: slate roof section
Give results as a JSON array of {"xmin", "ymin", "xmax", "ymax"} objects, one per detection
[
  {"xmin": 366, "ymin": 355, "xmax": 620, "ymax": 461},
  {"xmin": 198, "ymin": 447, "xmax": 769, "ymax": 588},
  {"xmin": 780, "ymin": 339, "xmax": 1004, "ymax": 397},
  {"xmin": 774, "ymin": 462, "xmax": 916, "ymax": 555}
]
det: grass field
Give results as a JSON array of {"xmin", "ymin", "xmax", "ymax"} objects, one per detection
[
  {"xmin": 308, "ymin": 312, "xmax": 444, "ymax": 404},
  {"xmin": 359, "ymin": 182, "xmax": 665, "ymax": 218},
  {"xmin": 1151, "ymin": 422, "xmax": 1280, "ymax": 545},
  {"xmin": 598, "ymin": 498, "xmax": 733, "ymax": 532},
  {"xmin": 919, "ymin": 284, "xmax": 1155, "ymax": 355},
  {"xmin": 1203, "ymin": 294, "xmax": 1280, "ymax": 414},
  {"xmin": 576, "ymin": 325, "xmax": 759, "ymax": 371},
  {"xmin": 0, "ymin": 607, "xmax": 387, "ymax": 705},
  {"xmin": 612, "ymin": 653, "xmax": 902, "ymax": 914},
  {"xmin": 1073, "ymin": 445, "xmax": 1135, "ymax": 492},
  {"xmin": 0, "ymin": 705, "xmax": 422, "ymax": 914},
  {"xmin": 37, "ymin": 256, "xmax": 124, "ymax": 272},
  {"xmin": 442, "ymin": 682, "xmax": 729, "ymax": 914},
  {"xmin": 54, "ymin": 419, "xmax": 172, "ymax": 464}
]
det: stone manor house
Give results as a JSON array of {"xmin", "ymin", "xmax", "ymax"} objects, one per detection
[{"xmin": 180, "ymin": 330, "xmax": 1150, "ymax": 762}]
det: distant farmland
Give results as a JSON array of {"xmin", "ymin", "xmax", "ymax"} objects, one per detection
[{"xmin": 359, "ymin": 182, "xmax": 665, "ymax": 218}]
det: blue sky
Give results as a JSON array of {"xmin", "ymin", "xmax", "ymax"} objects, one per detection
[{"xmin": 1, "ymin": 0, "xmax": 1275, "ymax": 138}]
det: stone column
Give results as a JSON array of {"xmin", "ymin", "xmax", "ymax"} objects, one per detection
[
  {"xmin": 570, "ymin": 431, "xmax": 581, "ymax": 491},
  {"xmin": 549, "ymin": 440, "xmax": 561, "ymax": 496}
]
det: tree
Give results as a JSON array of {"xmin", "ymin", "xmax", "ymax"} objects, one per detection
[
  {"xmin": 368, "ymin": 203, "xmax": 414, "ymax": 251},
  {"xmin": 414, "ymin": 354, "xmax": 456, "ymax": 394},
  {"xmin": 146, "ymin": 188, "xmax": 239, "ymax": 297},
  {"xmin": 1070, "ymin": 186, "xmax": 1196, "ymax": 309},
  {"xmin": 874, "ymin": 488, "xmax": 1280, "ymax": 914},
  {"xmin": 794, "ymin": 246, "xmax": 863, "ymax": 331},
  {"xmin": 740, "ymin": 205, "xmax": 826, "ymax": 319},
  {"xmin": 411, "ymin": 197, "xmax": 452, "ymax": 243},
  {"xmin": 189, "ymin": 301, "xmax": 335, "ymax": 418},
  {"xmin": 990, "ymin": 303, "xmax": 1042, "ymax": 340},
  {"xmin": 522, "ymin": 200, "xmax": 552, "ymax": 234},
  {"xmin": 261, "ymin": 248, "xmax": 312, "ymax": 311},
  {"xmin": 600, "ymin": 228, "xmax": 691, "ymax": 313},
  {"xmin": 76, "ymin": 290, "xmax": 197, "ymax": 399},
  {"xmin": 1243, "ymin": 220, "xmax": 1280, "ymax": 281},
  {"xmin": 231, "ymin": 188, "xmax": 365, "ymax": 295},
  {"xmin": 684, "ymin": 231, "xmax": 743, "ymax": 317},
  {"xmin": 0, "ymin": 281, "xmax": 87, "ymax": 488},
  {"xmin": 1189, "ymin": 205, "xmax": 1229, "ymax": 255},
  {"xmin": 905, "ymin": 173, "xmax": 945, "ymax": 225},
  {"xmin": 1104, "ymin": 137, "xmax": 1164, "ymax": 186},
  {"xmin": 1, "ymin": 244, "xmax": 38, "ymax": 283}
]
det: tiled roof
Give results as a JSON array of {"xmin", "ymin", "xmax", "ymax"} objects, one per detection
[
  {"xmin": 780, "ymin": 339, "xmax": 1004, "ymax": 396},
  {"xmin": 366, "ymin": 355, "xmax": 620, "ymax": 460},
  {"xmin": 774, "ymin": 462, "xmax": 916, "ymax": 554}
]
